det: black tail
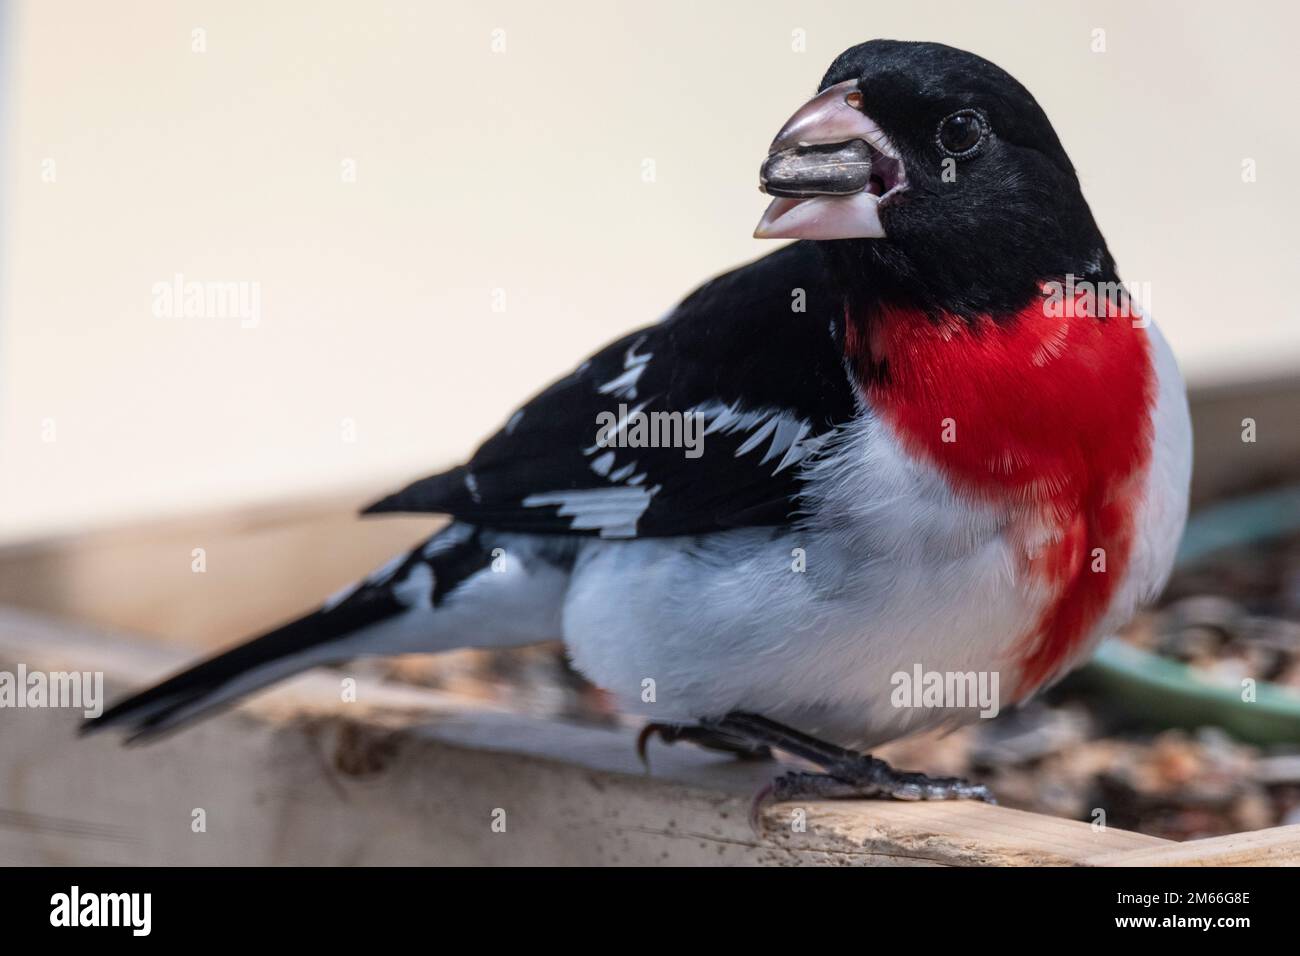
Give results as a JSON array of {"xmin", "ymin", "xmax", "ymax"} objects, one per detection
[
  {"xmin": 83, "ymin": 585, "xmax": 408, "ymax": 743},
  {"xmin": 83, "ymin": 526, "xmax": 493, "ymax": 742}
]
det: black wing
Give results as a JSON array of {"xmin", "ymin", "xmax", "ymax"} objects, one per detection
[{"xmin": 365, "ymin": 242, "xmax": 859, "ymax": 538}]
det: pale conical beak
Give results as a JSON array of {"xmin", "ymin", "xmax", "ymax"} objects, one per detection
[{"xmin": 755, "ymin": 80, "xmax": 907, "ymax": 240}]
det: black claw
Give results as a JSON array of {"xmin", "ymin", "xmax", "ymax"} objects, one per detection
[
  {"xmin": 751, "ymin": 770, "xmax": 880, "ymax": 835},
  {"xmin": 635, "ymin": 724, "xmax": 655, "ymax": 770},
  {"xmin": 749, "ymin": 782, "xmax": 776, "ymax": 836},
  {"xmin": 635, "ymin": 722, "xmax": 677, "ymax": 771},
  {"xmin": 637, "ymin": 721, "xmax": 773, "ymax": 771}
]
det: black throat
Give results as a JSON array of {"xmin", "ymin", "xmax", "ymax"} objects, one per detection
[{"xmin": 815, "ymin": 223, "xmax": 1119, "ymax": 323}]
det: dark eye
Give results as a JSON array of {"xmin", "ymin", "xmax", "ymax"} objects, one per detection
[{"xmin": 937, "ymin": 110, "xmax": 986, "ymax": 157}]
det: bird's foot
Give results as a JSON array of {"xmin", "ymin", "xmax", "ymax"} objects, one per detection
[
  {"xmin": 749, "ymin": 761, "xmax": 995, "ymax": 830},
  {"xmin": 700, "ymin": 713, "xmax": 994, "ymax": 832},
  {"xmin": 636, "ymin": 722, "xmax": 772, "ymax": 770}
]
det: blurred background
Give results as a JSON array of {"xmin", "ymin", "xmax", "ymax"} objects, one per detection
[
  {"xmin": 2, "ymin": 0, "xmax": 1298, "ymax": 539},
  {"xmin": 1, "ymin": 0, "xmax": 1298, "ymax": 844}
]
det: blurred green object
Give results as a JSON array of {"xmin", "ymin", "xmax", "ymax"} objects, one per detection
[{"xmin": 1081, "ymin": 484, "xmax": 1300, "ymax": 744}]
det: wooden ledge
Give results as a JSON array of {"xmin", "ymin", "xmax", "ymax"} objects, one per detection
[{"xmin": 2, "ymin": 606, "xmax": 1297, "ymax": 866}]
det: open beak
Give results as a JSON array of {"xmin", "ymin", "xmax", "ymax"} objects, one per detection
[{"xmin": 755, "ymin": 80, "xmax": 907, "ymax": 240}]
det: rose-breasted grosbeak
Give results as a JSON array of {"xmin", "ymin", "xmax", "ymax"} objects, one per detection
[{"xmin": 89, "ymin": 40, "xmax": 1191, "ymax": 810}]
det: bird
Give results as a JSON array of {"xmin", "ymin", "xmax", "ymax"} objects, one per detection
[{"xmin": 87, "ymin": 39, "xmax": 1192, "ymax": 811}]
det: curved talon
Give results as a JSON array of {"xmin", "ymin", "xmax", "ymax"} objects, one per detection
[
  {"xmin": 635, "ymin": 723, "xmax": 664, "ymax": 770},
  {"xmin": 749, "ymin": 781, "xmax": 776, "ymax": 836},
  {"xmin": 636, "ymin": 721, "xmax": 773, "ymax": 770},
  {"xmin": 634, "ymin": 723, "xmax": 696, "ymax": 770},
  {"xmin": 751, "ymin": 771, "xmax": 857, "ymax": 835}
]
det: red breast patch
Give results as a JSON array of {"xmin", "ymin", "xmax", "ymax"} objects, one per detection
[{"xmin": 850, "ymin": 284, "xmax": 1156, "ymax": 696}]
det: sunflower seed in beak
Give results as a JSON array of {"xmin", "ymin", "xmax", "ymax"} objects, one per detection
[{"xmin": 759, "ymin": 139, "xmax": 872, "ymax": 199}]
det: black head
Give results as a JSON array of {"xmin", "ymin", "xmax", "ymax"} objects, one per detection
[{"xmin": 757, "ymin": 40, "xmax": 1117, "ymax": 316}]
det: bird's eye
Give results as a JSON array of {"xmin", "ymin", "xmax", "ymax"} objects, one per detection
[{"xmin": 937, "ymin": 110, "xmax": 986, "ymax": 158}]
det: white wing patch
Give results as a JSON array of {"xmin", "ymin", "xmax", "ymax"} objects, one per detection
[
  {"xmin": 464, "ymin": 470, "xmax": 483, "ymax": 503},
  {"xmin": 596, "ymin": 336, "xmax": 652, "ymax": 400},
  {"xmin": 536, "ymin": 384, "xmax": 825, "ymax": 537},
  {"xmin": 609, "ymin": 460, "xmax": 637, "ymax": 482},
  {"xmin": 422, "ymin": 522, "xmax": 476, "ymax": 558},
  {"xmin": 691, "ymin": 401, "xmax": 827, "ymax": 474},
  {"xmin": 391, "ymin": 562, "xmax": 435, "ymax": 609},
  {"xmin": 523, "ymin": 486, "xmax": 660, "ymax": 539}
]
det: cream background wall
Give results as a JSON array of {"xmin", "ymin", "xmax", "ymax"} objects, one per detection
[{"xmin": 1, "ymin": 0, "xmax": 1295, "ymax": 540}]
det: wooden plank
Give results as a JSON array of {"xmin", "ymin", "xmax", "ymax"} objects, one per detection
[
  {"xmin": 1092, "ymin": 825, "xmax": 1300, "ymax": 866},
  {"xmin": 0, "ymin": 607, "xmax": 1171, "ymax": 866},
  {"xmin": 1185, "ymin": 374, "xmax": 1300, "ymax": 506}
]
